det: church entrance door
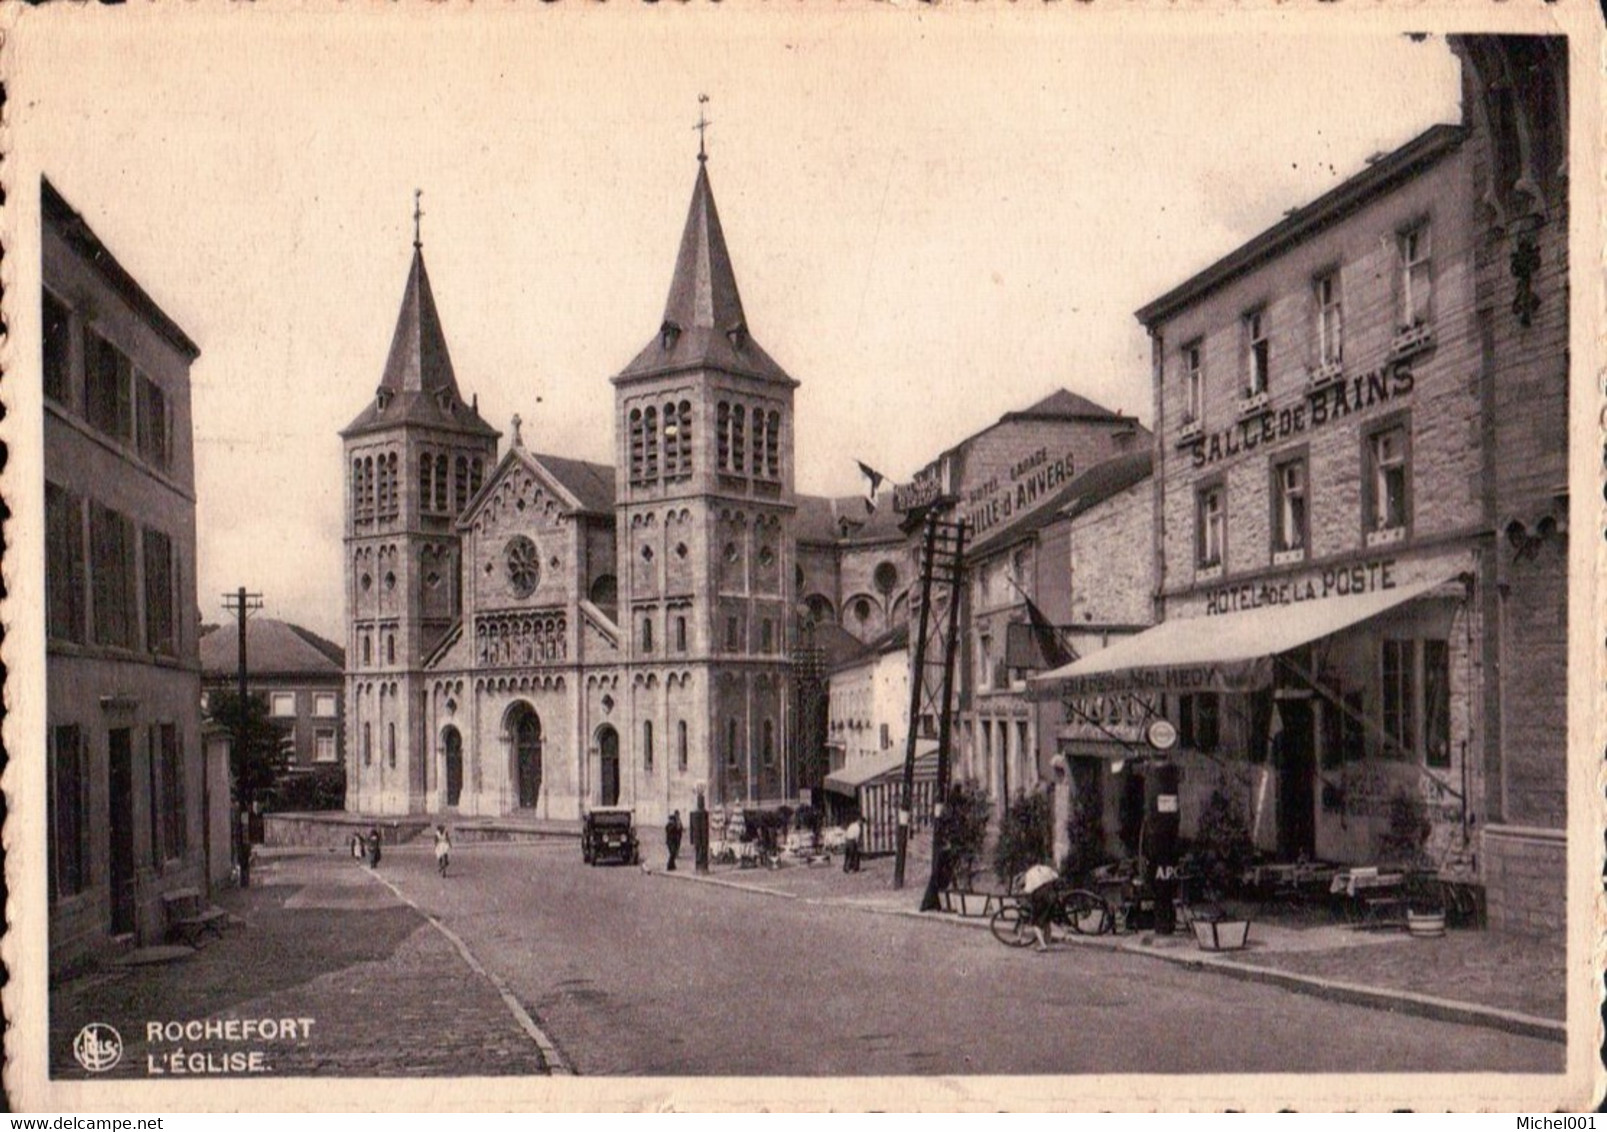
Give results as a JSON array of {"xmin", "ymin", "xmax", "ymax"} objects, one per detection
[
  {"xmin": 443, "ymin": 726, "xmax": 463, "ymax": 808},
  {"xmin": 512, "ymin": 707, "xmax": 542, "ymax": 810},
  {"xmin": 597, "ymin": 726, "xmax": 620, "ymax": 807}
]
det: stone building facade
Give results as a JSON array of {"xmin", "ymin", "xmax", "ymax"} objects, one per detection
[{"xmin": 44, "ymin": 177, "xmax": 208, "ymax": 973}]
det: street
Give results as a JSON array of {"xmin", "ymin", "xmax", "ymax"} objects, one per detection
[{"xmin": 374, "ymin": 841, "xmax": 1559, "ymax": 1077}]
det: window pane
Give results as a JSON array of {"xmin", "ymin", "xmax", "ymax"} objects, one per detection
[
  {"xmin": 90, "ymin": 504, "xmax": 136, "ymax": 647},
  {"xmin": 47, "ymin": 483, "xmax": 86, "ymax": 642},
  {"xmin": 144, "ymin": 528, "xmax": 176, "ymax": 655}
]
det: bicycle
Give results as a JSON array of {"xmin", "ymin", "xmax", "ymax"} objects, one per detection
[{"xmin": 989, "ymin": 882, "xmax": 1115, "ymax": 947}]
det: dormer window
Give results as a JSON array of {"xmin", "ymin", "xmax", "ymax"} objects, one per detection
[
  {"xmin": 727, "ymin": 322, "xmax": 747, "ymax": 349},
  {"xmin": 375, "ymin": 387, "xmax": 393, "ymax": 411},
  {"xmin": 660, "ymin": 322, "xmax": 681, "ymax": 351},
  {"xmin": 434, "ymin": 388, "xmax": 455, "ymax": 414}
]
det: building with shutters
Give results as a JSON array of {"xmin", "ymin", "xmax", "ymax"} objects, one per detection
[{"xmin": 43, "ymin": 177, "xmax": 208, "ymax": 974}]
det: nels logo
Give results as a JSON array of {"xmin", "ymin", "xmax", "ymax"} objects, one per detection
[{"xmin": 73, "ymin": 1023, "xmax": 123, "ymax": 1073}]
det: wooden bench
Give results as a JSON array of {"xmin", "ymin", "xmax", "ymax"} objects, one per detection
[{"xmin": 162, "ymin": 887, "xmax": 229, "ymax": 947}]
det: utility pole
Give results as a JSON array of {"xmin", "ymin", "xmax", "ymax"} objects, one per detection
[
  {"xmin": 893, "ymin": 517, "xmax": 939, "ymax": 889},
  {"xmin": 222, "ymin": 587, "xmax": 263, "ymax": 886},
  {"xmin": 922, "ymin": 519, "xmax": 967, "ymax": 911}
]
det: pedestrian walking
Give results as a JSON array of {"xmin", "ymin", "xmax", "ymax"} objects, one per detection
[
  {"xmin": 366, "ymin": 825, "xmax": 382, "ymax": 868},
  {"xmin": 434, "ymin": 824, "xmax": 452, "ymax": 877},
  {"xmin": 664, "ymin": 810, "xmax": 683, "ymax": 872},
  {"xmin": 350, "ymin": 831, "xmax": 365, "ymax": 862},
  {"xmin": 843, "ymin": 815, "xmax": 863, "ymax": 874}
]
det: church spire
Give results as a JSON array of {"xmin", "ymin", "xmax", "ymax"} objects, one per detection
[{"xmin": 341, "ymin": 206, "xmax": 499, "ymax": 438}]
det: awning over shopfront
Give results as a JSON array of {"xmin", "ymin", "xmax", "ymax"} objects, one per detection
[
  {"xmin": 823, "ymin": 744, "xmax": 940, "ymax": 796},
  {"xmin": 1029, "ymin": 574, "xmax": 1457, "ymax": 698}
]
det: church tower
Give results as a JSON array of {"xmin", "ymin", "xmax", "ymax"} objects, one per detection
[
  {"xmin": 341, "ymin": 209, "xmax": 499, "ymax": 815},
  {"xmin": 610, "ymin": 142, "xmax": 799, "ymax": 817}
]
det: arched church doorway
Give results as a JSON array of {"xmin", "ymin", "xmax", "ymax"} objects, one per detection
[
  {"xmin": 508, "ymin": 704, "xmax": 543, "ymax": 810},
  {"xmin": 443, "ymin": 726, "xmax": 463, "ymax": 808},
  {"xmin": 597, "ymin": 725, "xmax": 620, "ymax": 807}
]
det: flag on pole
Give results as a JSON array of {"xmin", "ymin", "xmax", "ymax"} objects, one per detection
[
  {"xmin": 856, "ymin": 461, "xmax": 886, "ymax": 513},
  {"xmin": 1025, "ymin": 595, "xmax": 1074, "ymax": 670}
]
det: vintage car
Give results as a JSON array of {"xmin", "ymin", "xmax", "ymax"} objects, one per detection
[{"xmin": 582, "ymin": 808, "xmax": 640, "ymax": 866}]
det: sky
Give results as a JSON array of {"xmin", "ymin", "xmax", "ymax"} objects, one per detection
[{"xmin": 15, "ymin": 8, "xmax": 1464, "ymax": 641}]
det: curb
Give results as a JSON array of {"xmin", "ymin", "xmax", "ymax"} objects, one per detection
[{"xmin": 653, "ymin": 868, "xmax": 1566, "ymax": 1045}]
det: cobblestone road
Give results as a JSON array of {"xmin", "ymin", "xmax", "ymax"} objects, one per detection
[{"xmin": 48, "ymin": 852, "xmax": 552, "ymax": 1079}]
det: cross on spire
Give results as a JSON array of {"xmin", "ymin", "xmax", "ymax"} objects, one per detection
[
  {"xmin": 413, "ymin": 189, "xmax": 424, "ymax": 250},
  {"xmin": 694, "ymin": 94, "xmax": 711, "ymax": 163}
]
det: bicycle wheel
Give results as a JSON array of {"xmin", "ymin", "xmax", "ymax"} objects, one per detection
[
  {"xmin": 1063, "ymin": 889, "xmax": 1114, "ymax": 935},
  {"xmin": 990, "ymin": 905, "xmax": 1036, "ymax": 948}
]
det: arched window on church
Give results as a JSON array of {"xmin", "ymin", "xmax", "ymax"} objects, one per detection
[
  {"xmin": 766, "ymin": 412, "xmax": 781, "ymax": 479},
  {"xmin": 677, "ymin": 720, "xmax": 689, "ymax": 771},
  {"xmin": 751, "ymin": 406, "xmax": 766, "ymax": 476},
  {"xmin": 353, "ymin": 459, "xmax": 365, "ymax": 519},
  {"xmin": 470, "ymin": 458, "xmax": 483, "ymax": 497},
  {"xmin": 376, "ymin": 454, "xmax": 389, "ymax": 517},
  {"xmin": 716, "ymin": 402, "xmax": 731, "ymax": 471},
  {"xmin": 644, "ymin": 406, "xmax": 658, "ymax": 481},
  {"xmin": 363, "ymin": 457, "xmax": 375, "ymax": 519},
  {"xmin": 387, "ymin": 722, "xmax": 396, "ymax": 769},
  {"xmin": 388, "ymin": 454, "xmax": 400, "ymax": 519},
  {"xmin": 643, "ymin": 720, "xmax": 654, "ymax": 772},
  {"xmin": 731, "ymin": 404, "xmax": 746, "ymax": 474},
  {"xmin": 363, "ymin": 722, "xmax": 372, "ymax": 767},
  {"xmin": 419, "ymin": 454, "xmax": 433, "ymax": 513},
  {"xmin": 454, "ymin": 456, "xmax": 469, "ymax": 513},
  {"xmin": 362, "ymin": 635, "xmax": 372, "ymax": 666},
  {"xmin": 433, "ymin": 453, "xmax": 447, "ymax": 512},
  {"xmin": 629, "ymin": 408, "xmax": 645, "ymax": 484},
  {"xmin": 677, "ymin": 401, "xmax": 693, "ymax": 476}
]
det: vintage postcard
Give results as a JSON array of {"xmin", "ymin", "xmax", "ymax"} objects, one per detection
[{"xmin": 3, "ymin": 0, "xmax": 1602, "ymax": 1112}]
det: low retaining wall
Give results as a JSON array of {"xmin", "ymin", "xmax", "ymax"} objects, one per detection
[
  {"xmin": 1481, "ymin": 824, "xmax": 1566, "ymax": 935},
  {"xmin": 262, "ymin": 813, "xmax": 431, "ymax": 848}
]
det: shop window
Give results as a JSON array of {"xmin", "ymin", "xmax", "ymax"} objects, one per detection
[
  {"xmin": 677, "ymin": 720, "xmax": 689, "ymax": 771},
  {"xmin": 270, "ymin": 692, "xmax": 296, "ymax": 717},
  {"xmin": 1365, "ymin": 421, "xmax": 1410, "ymax": 542},
  {"xmin": 48, "ymin": 724, "xmax": 89, "ymax": 900},
  {"xmin": 143, "ymin": 528, "xmax": 177, "ymax": 656},
  {"xmin": 46, "ymin": 482, "xmax": 86, "ymax": 643},
  {"xmin": 1399, "ymin": 223, "xmax": 1432, "ymax": 328},
  {"xmin": 1178, "ymin": 693, "xmax": 1219, "ymax": 753},
  {"xmin": 1196, "ymin": 484, "xmax": 1225, "ymax": 569},
  {"xmin": 159, "ymin": 724, "xmax": 186, "ymax": 862},
  {"xmin": 1321, "ymin": 689, "xmax": 1367, "ymax": 770},
  {"xmin": 136, "ymin": 374, "xmax": 170, "ymax": 470},
  {"xmin": 90, "ymin": 502, "xmax": 137, "ymax": 649},
  {"xmin": 1381, "ymin": 638, "xmax": 1450, "ymax": 765},
  {"xmin": 1243, "ymin": 308, "xmax": 1269, "ymax": 396},
  {"xmin": 44, "ymin": 290, "xmax": 73, "ymax": 407},
  {"xmin": 1314, "ymin": 271, "xmax": 1344, "ymax": 367},
  {"xmin": 314, "ymin": 728, "xmax": 338, "ymax": 763},
  {"xmin": 1272, "ymin": 458, "xmax": 1308, "ymax": 555},
  {"xmin": 1183, "ymin": 340, "xmax": 1204, "ymax": 423},
  {"xmin": 643, "ymin": 720, "xmax": 654, "ymax": 771},
  {"xmin": 85, "ymin": 329, "xmax": 134, "ymax": 441}
]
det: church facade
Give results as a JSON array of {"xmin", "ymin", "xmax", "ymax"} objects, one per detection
[{"xmin": 342, "ymin": 158, "xmax": 800, "ymax": 825}]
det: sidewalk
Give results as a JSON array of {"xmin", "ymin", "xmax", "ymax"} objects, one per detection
[
  {"xmin": 48, "ymin": 852, "xmax": 555, "ymax": 1078},
  {"xmin": 654, "ymin": 849, "xmax": 1567, "ymax": 1042}
]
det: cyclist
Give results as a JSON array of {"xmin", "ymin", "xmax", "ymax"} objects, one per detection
[{"xmin": 1019, "ymin": 862, "xmax": 1061, "ymax": 952}]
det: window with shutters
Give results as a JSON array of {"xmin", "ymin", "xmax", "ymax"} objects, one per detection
[
  {"xmin": 85, "ymin": 329, "xmax": 134, "ymax": 441},
  {"xmin": 47, "ymin": 482, "xmax": 86, "ymax": 643},
  {"xmin": 136, "ymin": 374, "xmax": 169, "ymax": 470},
  {"xmin": 44, "ymin": 290, "xmax": 73, "ymax": 407},
  {"xmin": 48, "ymin": 724, "xmax": 89, "ymax": 900},
  {"xmin": 90, "ymin": 503, "xmax": 137, "ymax": 648},
  {"xmin": 159, "ymin": 723, "xmax": 186, "ymax": 861},
  {"xmin": 143, "ymin": 527, "xmax": 177, "ymax": 656}
]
